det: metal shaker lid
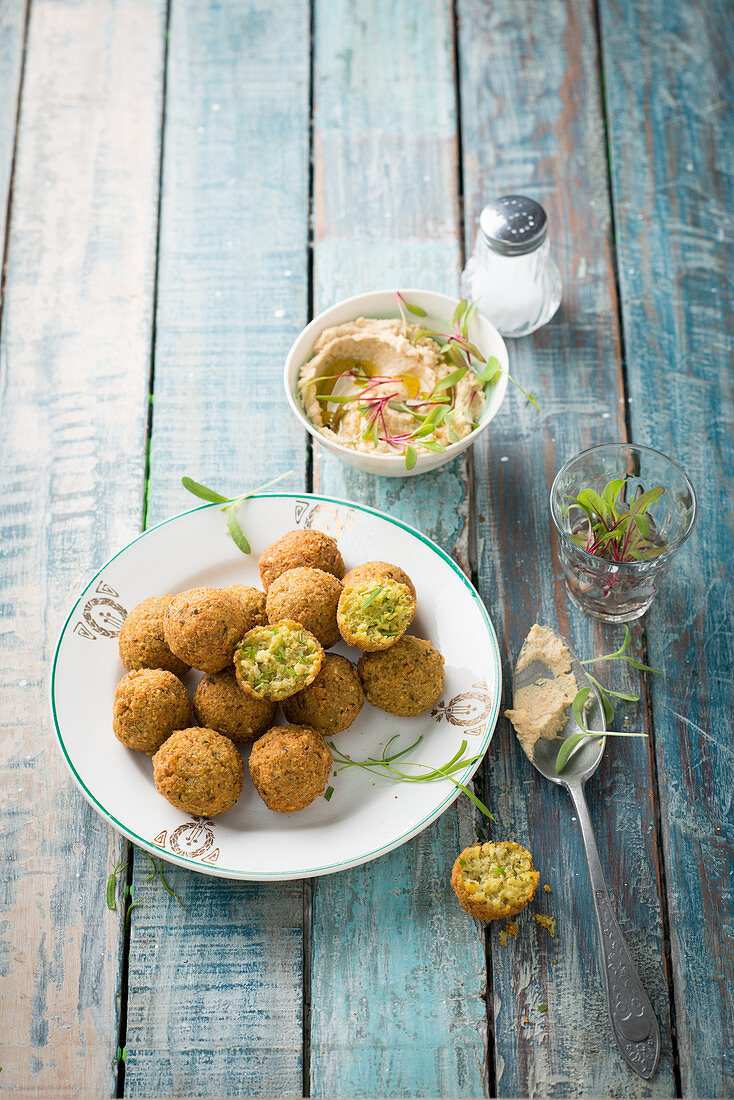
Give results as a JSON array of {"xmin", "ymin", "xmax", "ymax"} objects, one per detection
[{"xmin": 479, "ymin": 195, "xmax": 548, "ymax": 255}]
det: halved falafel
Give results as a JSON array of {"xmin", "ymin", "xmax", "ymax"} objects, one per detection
[
  {"xmin": 357, "ymin": 635, "xmax": 444, "ymax": 716},
  {"xmin": 266, "ymin": 566, "xmax": 342, "ymax": 648},
  {"xmin": 342, "ymin": 560, "xmax": 416, "ymax": 600},
  {"xmin": 259, "ymin": 529, "xmax": 344, "ymax": 591},
  {"xmin": 193, "ymin": 667, "xmax": 277, "ymax": 743},
  {"xmin": 113, "ymin": 668, "xmax": 191, "ymax": 754},
  {"xmin": 118, "ymin": 595, "xmax": 190, "ymax": 677},
  {"xmin": 248, "ymin": 724, "xmax": 333, "ymax": 812},
  {"xmin": 163, "ymin": 587, "xmax": 247, "ymax": 673},
  {"xmin": 152, "ymin": 727, "xmax": 243, "ymax": 816},
  {"xmin": 234, "ymin": 620, "xmax": 324, "ymax": 702},
  {"xmin": 337, "ymin": 578, "xmax": 416, "ymax": 651},
  {"xmin": 450, "ymin": 841, "xmax": 539, "ymax": 921},
  {"xmin": 283, "ymin": 653, "xmax": 364, "ymax": 735},
  {"xmin": 223, "ymin": 584, "xmax": 268, "ymax": 631}
]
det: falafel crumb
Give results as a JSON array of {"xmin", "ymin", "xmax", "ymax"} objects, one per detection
[
  {"xmin": 543, "ymin": 883, "xmax": 551, "ymax": 893},
  {"xmin": 498, "ymin": 919, "xmax": 519, "ymax": 947},
  {"xmin": 535, "ymin": 913, "xmax": 556, "ymax": 937}
]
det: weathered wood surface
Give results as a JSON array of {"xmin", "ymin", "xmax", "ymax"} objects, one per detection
[
  {"xmin": 2, "ymin": 0, "xmax": 732, "ymax": 1094},
  {"xmin": 122, "ymin": 1, "xmax": 311, "ymax": 1096},
  {"xmin": 0, "ymin": 0, "xmax": 165, "ymax": 1095},
  {"xmin": 0, "ymin": 0, "xmax": 25, "ymax": 260},
  {"xmin": 308, "ymin": 1, "xmax": 487, "ymax": 1095},
  {"xmin": 459, "ymin": 0, "xmax": 676, "ymax": 1094},
  {"xmin": 599, "ymin": 0, "xmax": 734, "ymax": 1094}
]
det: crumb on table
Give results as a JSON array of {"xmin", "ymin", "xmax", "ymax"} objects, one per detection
[{"xmin": 535, "ymin": 913, "xmax": 556, "ymax": 937}]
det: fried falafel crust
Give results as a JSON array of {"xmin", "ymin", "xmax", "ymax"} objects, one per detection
[
  {"xmin": 193, "ymin": 667, "xmax": 277, "ymax": 743},
  {"xmin": 113, "ymin": 668, "xmax": 191, "ymax": 754},
  {"xmin": 283, "ymin": 653, "xmax": 364, "ymax": 734},
  {"xmin": 266, "ymin": 566, "xmax": 342, "ymax": 648},
  {"xmin": 259, "ymin": 529, "xmax": 345, "ymax": 590},
  {"xmin": 357, "ymin": 635, "xmax": 444, "ymax": 715},
  {"xmin": 118, "ymin": 595, "xmax": 190, "ymax": 677},
  {"xmin": 163, "ymin": 587, "xmax": 248, "ymax": 673},
  {"xmin": 152, "ymin": 727, "xmax": 244, "ymax": 816},
  {"xmin": 248, "ymin": 724, "xmax": 333, "ymax": 812}
]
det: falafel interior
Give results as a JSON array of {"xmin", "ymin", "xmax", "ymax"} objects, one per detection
[
  {"xmin": 235, "ymin": 620, "xmax": 323, "ymax": 701},
  {"xmin": 451, "ymin": 841, "xmax": 539, "ymax": 920},
  {"xmin": 338, "ymin": 578, "xmax": 415, "ymax": 648}
]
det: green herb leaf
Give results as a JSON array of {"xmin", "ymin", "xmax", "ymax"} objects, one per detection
[
  {"xmin": 405, "ymin": 445, "xmax": 418, "ymax": 470},
  {"xmin": 571, "ymin": 686, "xmax": 591, "ymax": 733},
  {"xmin": 451, "ymin": 299, "xmax": 468, "ymax": 327},
  {"xmin": 556, "ymin": 732, "xmax": 587, "ymax": 774},
  {"xmin": 461, "ymin": 301, "xmax": 477, "ymax": 338},
  {"xmin": 324, "ymin": 786, "xmax": 334, "ymax": 802},
  {"xmin": 401, "ymin": 297, "xmax": 427, "ymax": 317},
  {"xmin": 360, "ymin": 586, "xmax": 383, "ymax": 608},
  {"xmin": 434, "ymin": 367, "xmax": 467, "ymax": 392},
  {"xmin": 475, "ymin": 355, "xmax": 502, "ymax": 385},
  {"xmin": 181, "ymin": 477, "xmax": 230, "ymax": 504},
  {"xmin": 226, "ymin": 507, "xmax": 251, "ymax": 554},
  {"xmin": 538, "ymin": 1004, "xmax": 548, "ymax": 1013}
]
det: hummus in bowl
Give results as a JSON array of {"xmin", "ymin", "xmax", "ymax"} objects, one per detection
[{"xmin": 284, "ymin": 290, "xmax": 509, "ymax": 477}]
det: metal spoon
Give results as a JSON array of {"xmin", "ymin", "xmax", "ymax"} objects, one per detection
[{"xmin": 511, "ymin": 628, "xmax": 661, "ymax": 1080}]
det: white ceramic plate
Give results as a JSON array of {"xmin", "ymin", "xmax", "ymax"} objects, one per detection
[{"xmin": 51, "ymin": 493, "xmax": 502, "ymax": 880}]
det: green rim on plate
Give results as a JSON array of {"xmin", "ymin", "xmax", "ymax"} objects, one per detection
[{"xmin": 50, "ymin": 492, "xmax": 502, "ymax": 880}]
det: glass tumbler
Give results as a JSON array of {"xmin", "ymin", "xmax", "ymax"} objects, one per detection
[{"xmin": 550, "ymin": 443, "xmax": 697, "ymax": 622}]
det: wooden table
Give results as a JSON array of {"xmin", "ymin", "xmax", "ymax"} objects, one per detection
[{"xmin": 2, "ymin": 0, "xmax": 732, "ymax": 1096}]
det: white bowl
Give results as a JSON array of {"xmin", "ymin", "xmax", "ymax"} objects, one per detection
[{"xmin": 284, "ymin": 289, "xmax": 509, "ymax": 477}]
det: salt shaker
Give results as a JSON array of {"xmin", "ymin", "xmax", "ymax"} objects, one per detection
[{"xmin": 460, "ymin": 195, "xmax": 562, "ymax": 338}]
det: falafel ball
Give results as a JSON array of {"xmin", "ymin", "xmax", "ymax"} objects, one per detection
[
  {"xmin": 248, "ymin": 724, "xmax": 333, "ymax": 812},
  {"xmin": 337, "ymin": 578, "xmax": 416, "ymax": 651},
  {"xmin": 152, "ymin": 727, "xmax": 244, "ymax": 816},
  {"xmin": 259, "ymin": 529, "xmax": 344, "ymax": 591},
  {"xmin": 450, "ymin": 841, "xmax": 539, "ymax": 921},
  {"xmin": 223, "ymin": 584, "xmax": 268, "ymax": 630},
  {"xmin": 283, "ymin": 653, "xmax": 364, "ymax": 735},
  {"xmin": 234, "ymin": 620, "xmax": 324, "ymax": 702},
  {"xmin": 163, "ymin": 587, "xmax": 248, "ymax": 673},
  {"xmin": 342, "ymin": 560, "xmax": 416, "ymax": 600},
  {"xmin": 357, "ymin": 635, "xmax": 444, "ymax": 716},
  {"xmin": 266, "ymin": 567, "xmax": 342, "ymax": 648},
  {"xmin": 113, "ymin": 668, "xmax": 191, "ymax": 754},
  {"xmin": 193, "ymin": 667, "xmax": 277, "ymax": 744},
  {"xmin": 118, "ymin": 595, "xmax": 190, "ymax": 677}
]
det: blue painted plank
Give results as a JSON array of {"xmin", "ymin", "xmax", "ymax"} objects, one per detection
[
  {"xmin": 599, "ymin": 0, "xmax": 734, "ymax": 1093},
  {"xmin": 459, "ymin": 0, "xmax": 677, "ymax": 1094},
  {"xmin": 308, "ymin": 1, "xmax": 488, "ymax": 1095},
  {"xmin": 122, "ymin": 2, "xmax": 311, "ymax": 1096},
  {"xmin": 0, "ymin": 0, "xmax": 25, "ymax": 257},
  {"xmin": 0, "ymin": 0, "xmax": 166, "ymax": 1093}
]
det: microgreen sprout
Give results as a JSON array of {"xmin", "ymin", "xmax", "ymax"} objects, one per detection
[
  {"xmin": 181, "ymin": 470, "xmax": 294, "ymax": 554},
  {"xmin": 327, "ymin": 734, "xmax": 495, "ymax": 822},
  {"xmin": 567, "ymin": 478, "xmax": 667, "ymax": 562},
  {"xmin": 555, "ymin": 627, "xmax": 662, "ymax": 774}
]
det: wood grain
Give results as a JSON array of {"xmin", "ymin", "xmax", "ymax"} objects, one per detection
[
  {"xmin": 0, "ymin": 0, "xmax": 166, "ymax": 1094},
  {"xmin": 0, "ymin": 0, "xmax": 25, "ymax": 260},
  {"xmin": 458, "ymin": 0, "xmax": 677, "ymax": 1094},
  {"xmin": 122, "ymin": 2, "xmax": 311, "ymax": 1096},
  {"xmin": 308, "ymin": 0, "xmax": 487, "ymax": 1095},
  {"xmin": 599, "ymin": 0, "xmax": 734, "ymax": 1093}
]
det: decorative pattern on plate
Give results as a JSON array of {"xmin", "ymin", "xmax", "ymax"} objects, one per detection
[
  {"xmin": 73, "ymin": 580, "xmax": 127, "ymax": 640},
  {"xmin": 154, "ymin": 817, "xmax": 220, "ymax": 863},
  {"xmin": 431, "ymin": 681, "xmax": 494, "ymax": 736},
  {"xmin": 294, "ymin": 498, "xmax": 355, "ymax": 540}
]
